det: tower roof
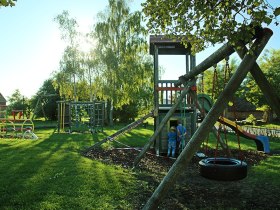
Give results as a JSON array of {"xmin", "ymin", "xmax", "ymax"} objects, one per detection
[{"xmin": 149, "ymin": 35, "xmax": 191, "ymax": 55}]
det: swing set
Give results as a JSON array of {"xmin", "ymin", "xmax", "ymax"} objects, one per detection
[
  {"xmin": 134, "ymin": 27, "xmax": 280, "ymax": 209},
  {"xmin": 197, "ymin": 60, "xmax": 248, "ymax": 181}
]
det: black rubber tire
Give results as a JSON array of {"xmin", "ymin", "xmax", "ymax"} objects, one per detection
[{"xmin": 199, "ymin": 157, "xmax": 247, "ymax": 181}]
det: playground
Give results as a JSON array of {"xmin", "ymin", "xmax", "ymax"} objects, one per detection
[
  {"xmin": 1, "ymin": 0, "xmax": 280, "ymax": 209},
  {"xmin": 0, "ymin": 125, "xmax": 279, "ymax": 209},
  {"xmin": 1, "ymin": 28, "xmax": 280, "ymax": 209}
]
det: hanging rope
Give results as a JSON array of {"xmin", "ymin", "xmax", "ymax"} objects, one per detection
[
  {"xmin": 211, "ymin": 64, "xmax": 222, "ymax": 157},
  {"xmin": 211, "ymin": 64, "xmax": 219, "ymax": 101},
  {"xmin": 224, "ymin": 56, "xmax": 231, "ymax": 87},
  {"xmin": 224, "ymin": 57, "xmax": 243, "ymax": 160}
]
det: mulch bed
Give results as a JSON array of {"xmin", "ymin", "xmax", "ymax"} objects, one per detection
[{"xmin": 84, "ymin": 148, "xmax": 279, "ymax": 209}]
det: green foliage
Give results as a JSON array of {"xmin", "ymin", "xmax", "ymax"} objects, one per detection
[
  {"xmin": 92, "ymin": 0, "xmax": 153, "ymax": 125},
  {"xmin": 7, "ymin": 89, "xmax": 30, "ymax": 116},
  {"xmin": 259, "ymin": 49, "xmax": 280, "ymax": 94},
  {"xmin": 142, "ymin": 0, "xmax": 279, "ymax": 53},
  {"xmin": 54, "ymin": 10, "xmax": 79, "ymax": 45},
  {"xmin": 114, "ymin": 103, "xmax": 138, "ymax": 123},
  {"xmin": 53, "ymin": 4, "xmax": 154, "ymax": 126},
  {"xmin": 53, "ymin": 11, "xmax": 81, "ymax": 101},
  {"xmin": 239, "ymin": 49, "xmax": 280, "ymax": 108},
  {"xmin": 31, "ymin": 79, "xmax": 61, "ymax": 120},
  {"xmin": 246, "ymin": 114, "xmax": 257, "ymax": 125},
  {"xmin": 0, "ymin": 0, "xmax": 16, "ymax": 7}
]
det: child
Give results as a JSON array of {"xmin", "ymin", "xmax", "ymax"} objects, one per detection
[
  {"xmin": 177, "ymin": 120, "xmax": 187, "ymax": 153},
  {"xmin": 167, "ymin": 126, "xmax": 177, "ymax": 157}
]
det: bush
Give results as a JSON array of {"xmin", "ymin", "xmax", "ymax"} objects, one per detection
[
  {"xmin": 114, "ymin": 103, "xmax": 138, "ymax": 123},
  {"xmin": 246, "ymin": 114, "xmax": 257, "ymax": 125}
]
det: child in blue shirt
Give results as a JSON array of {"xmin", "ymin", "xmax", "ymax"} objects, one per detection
[
  {"xmin": 167, "ymin": 126, "xmax": 177, "ymax": 157},
  {"xmin": 177, "ymin": 120, "xmax": 187, "ymax": 153}
]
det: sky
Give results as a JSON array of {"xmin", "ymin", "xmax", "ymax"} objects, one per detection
[{"xmin": 0, "ymin": 0, "xmax": 279, "ymax": 101}]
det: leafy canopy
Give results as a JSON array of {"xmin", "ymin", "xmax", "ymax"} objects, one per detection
[
  {"xmin": 239, "ymin": 49, "xmax": 280, "ymax": 107},
  {"xmin": 0, "ymin": 0, "xmax": 16, "ymax": 7},
  {"xmin": 142, "ymin": 0, "xmax": 280, "ymax": 53}
]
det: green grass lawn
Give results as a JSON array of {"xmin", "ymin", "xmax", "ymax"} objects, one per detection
[
  {"xmin": 0, "ymin": 128, "xmax": 151, "ymax": 210},
  {"xmin": 0, "ymin": 122, "xmax": 279, "ymax": 209}
]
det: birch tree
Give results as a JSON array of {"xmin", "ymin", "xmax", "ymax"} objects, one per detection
[{"xmin": 92, "ymin": 0, "xmax": 152, "ymax": 126}]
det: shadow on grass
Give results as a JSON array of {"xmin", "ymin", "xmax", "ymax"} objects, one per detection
[{"xmin": 0, "ymin": 130, "xmax": 139, "ymax": 209}]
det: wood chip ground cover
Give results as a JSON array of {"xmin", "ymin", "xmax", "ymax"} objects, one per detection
[{"xmin": 85, "ymin": 149, "xmax": 280, "ymax": 209}]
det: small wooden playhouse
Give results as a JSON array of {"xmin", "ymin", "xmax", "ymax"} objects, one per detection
[{"xmin": 150, "ymin": 35, "xmax": 197, "ymax": 155}]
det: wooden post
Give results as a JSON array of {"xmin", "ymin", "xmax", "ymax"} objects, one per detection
[
  {"xmin": 153, "ymin": 45, "xmax": 161, "ymax": 155},
  {"xmin": 133, "ymin": 84, "xmax": 192, "ymax": 167},
  {"xmin": 142, "ymin": 28, "xmax": 273, "ymax": 210}
]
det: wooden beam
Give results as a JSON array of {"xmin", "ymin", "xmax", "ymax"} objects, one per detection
[{"xmin": 83, "ymin": 111, "xmax": 153, "ymax": 153}]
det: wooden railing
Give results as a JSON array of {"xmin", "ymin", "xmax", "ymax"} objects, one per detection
[{"xmin": 156, "ymin": 80, "xmax": 195, "ymax": 108}]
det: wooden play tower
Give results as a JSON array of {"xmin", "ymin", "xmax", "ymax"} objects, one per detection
[
  {"xmin": 150, "ymin": 35, "xmax": 197, "ymax": 155},
  {"xmin": 134, "ymin": 28, "xmax": 280, "ymax": 209}
]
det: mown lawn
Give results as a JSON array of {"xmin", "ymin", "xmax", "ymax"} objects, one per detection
[
  {"xmin": 0, "ymin": 127, "xmax": 153, "ymax": 210},
  {"xmin": 0, "ymin": 123, "xmax": 279, "ymax": 209}
]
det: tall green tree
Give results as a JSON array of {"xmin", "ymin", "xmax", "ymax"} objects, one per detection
[
  {"xmin": 92, "ymin": 0, "xmax": 153, "ymax": 126},
  {"xmin": 31, "ymin": 79, "xmax": 60, "ymax": 120},
  {"xmin": 240, "ymin": 49, "xmax": 280, "ymax": 109},
  {"xmin": 142, "ymin": 0, "xmax": 280, "ymax": 53},
  {"xmin": 79, "ymin": 50, "xmax": 101, "ymax": 102},
  {"xmin": 54, "ymin": 11, "xmax": 81, "ymax": 101}
]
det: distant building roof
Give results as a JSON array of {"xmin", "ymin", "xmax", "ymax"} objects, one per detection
[
  {"xmin": 228, "ymin": 97, "xmax": 256, "ymax": 112},
  {"xmin": 0, "ymin": 93, "xmax": 7, "ymax": 105}
]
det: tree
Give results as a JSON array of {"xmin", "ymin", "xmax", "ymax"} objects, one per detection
[
  {"xmin": 31, "ymin": 79, "xmax": 60, "ymax": 120},
  {"xmin": 142, "ymin": 0, "xmax": 280, "ymax": 53},
  {"xmin": 0, "ymin": 0, "xmax": 16, "ymax": 7},
  {"xmin": 7, "ymin": 89, "xmax": 30, "ymax": 117},
  {"xmin": 79, "ymin": 50, "xmax": 101, "ymax": 102},
  {"xmin": 53, "ymin": 46, "xmax": 83, "ymax": 100},
  {"xmin": 92, "ymin": 0, "xmax": 153, "ymax": 126},
  {"xmin": 239, "ymin": 49, "xmax": 280, "ymax": 118},
  {"xmin": 54, "ymin": 11, "xmax": 81, "ymax": 101}
]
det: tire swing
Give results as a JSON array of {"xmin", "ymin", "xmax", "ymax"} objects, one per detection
[
  {"xmin": 199, "ymin": 58, "xmax": 247, "ymax": 181},
  {"xmin": 199, "ymin": 157, "xmax": 247, "ymax": 181}
]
